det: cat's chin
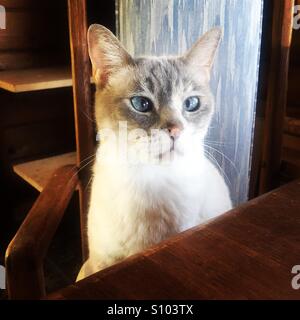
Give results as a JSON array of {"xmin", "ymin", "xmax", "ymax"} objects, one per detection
[
  {"xmin": 151, "ymin": 148, "xmax": 184, "ymax": 165},
  {"xmin": 157, "ymin": 149, "xmax": 184, "ymax": 160},
  {"xmin": 123, "ymin": 149, "xmax": 185, "ymax": 166}
]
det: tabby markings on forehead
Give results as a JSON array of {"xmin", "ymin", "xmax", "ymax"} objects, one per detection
[{"xmin": 133, "ymin": 58, "xmax": 199, "ymax": 107}]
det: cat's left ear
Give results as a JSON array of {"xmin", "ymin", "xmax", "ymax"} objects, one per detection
[
  {"xmin": 182, "ymin": 27, "xmax": 222, "ymax": 73},
  {"xmin": 87, "ymin": 24, "xmax": 133, "ymax": 87}
]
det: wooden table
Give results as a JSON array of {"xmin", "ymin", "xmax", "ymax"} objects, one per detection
[{"xmin": 49, "ymin": 180, "xmax": 300, "ymax": 299}]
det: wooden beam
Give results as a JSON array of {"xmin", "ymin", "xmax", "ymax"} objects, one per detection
[
  {"xmin": 259, "ymin": 0, "xmax": 295, "ymax": 193},
  {"xmin": 68, "ymin": 0, "xmax": 95, "ymax": 260}
]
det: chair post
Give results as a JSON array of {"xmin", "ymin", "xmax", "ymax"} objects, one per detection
[{"xmin": 68, "ymin": 0, "xmax": 95, "ymax": 260}]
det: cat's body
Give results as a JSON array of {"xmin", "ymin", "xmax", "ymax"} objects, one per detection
[
  {"xmin": 79, "ymin": 143, "xmax": 231, "ymax": 278},
  {"xmin": 77, "ymin": 25, "xmax": 232, "ymax": 280}
]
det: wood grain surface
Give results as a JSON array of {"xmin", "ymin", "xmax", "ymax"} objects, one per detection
[
  {"xmin": 13, "ymin": 152, "xmax": 76, "ymax": 192},
  {"xmin": 0, "ymin": 67, "xmax": 72, "ymax": 92},
  {"xmin": 49, "ymin": 179, "xmax": 300, "ymax": 300}
]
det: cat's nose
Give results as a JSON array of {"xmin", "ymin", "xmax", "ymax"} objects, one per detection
[{"xmin": 167, "ymin": 124, "xmax": 183, "ymax": 139}]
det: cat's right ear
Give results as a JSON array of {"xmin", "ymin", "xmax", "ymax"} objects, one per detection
[
  {"xmin": 182, "ymin": 27, "xmax": 222, "ymax": 77},
  {"xmin": 87, "ymin": 24, "xmax": 133, "ymax": 87}
]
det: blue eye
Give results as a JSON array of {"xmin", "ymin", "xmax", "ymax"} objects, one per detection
[
  {"xmin": 183, "ymin": 96, "xmax": 200, "ymax": 112},
  {"xmin": 130, "ymin": 96, "xmax": 153, "ymax": 112}
]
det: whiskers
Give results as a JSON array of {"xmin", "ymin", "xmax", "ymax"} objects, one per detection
[
  {"xmin": 203, "ymin": 139, "xmax": 238, "ymax": 187},
  {"xmin": 66, "ymin": 153, "xmax": 97, "ymax": 192},
  {"xmin": 204, "ymin": 138, "xmax": 234, "ymax": 147}
]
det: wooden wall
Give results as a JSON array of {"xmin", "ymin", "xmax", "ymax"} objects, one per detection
[
  {"xmin": 288, "ymin": 0, "xmax": 300, "ymax": 116},
  {"xmin": 0, "ymin": 0, "xmax": 70, "ymax": 70},
  {"xmin": 280, "ymin": 0, "xmax": 300, "ymax": 183}
]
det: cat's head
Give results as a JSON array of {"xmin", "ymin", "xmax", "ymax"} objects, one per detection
[{"xmin": 88, "ymin": 24, "xmax": 221, "ymax": 164}]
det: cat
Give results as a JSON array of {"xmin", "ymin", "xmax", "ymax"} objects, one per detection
[{"xmin": 77, "ymin": 24, "xmax": 232, "ymax": 281}]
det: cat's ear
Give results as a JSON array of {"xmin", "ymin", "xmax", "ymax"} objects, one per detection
[
  {"xmin": 87, "ymin": 24, "xmax": 133, "ymax": 87},
  {"xmin": 182, "ymin": 27, "xmax": 222, "ymax": 73}
]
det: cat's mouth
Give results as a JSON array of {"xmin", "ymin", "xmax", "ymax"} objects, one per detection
[{"xmin": 158, "ymin": 139, "xmax": 183, "ymax": 159}]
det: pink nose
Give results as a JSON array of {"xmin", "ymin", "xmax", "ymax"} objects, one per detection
[{"xmin": 168, "ymin": 126, "xmax": 182, "ymax": 139}]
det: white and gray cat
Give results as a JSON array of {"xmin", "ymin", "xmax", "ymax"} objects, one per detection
[{"xmin": 77, "ymin": 24, "xmax": 232, "ymax": 280}]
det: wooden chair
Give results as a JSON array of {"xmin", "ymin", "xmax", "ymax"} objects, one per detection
[{"xmin": 5, "ymin": 0, "xmax": 95, "ymax": 299}]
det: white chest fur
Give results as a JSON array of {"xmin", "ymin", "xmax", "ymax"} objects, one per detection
[{"xmin": 86, "ymin": 150, "xmax": 232, "ymax": 273}]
